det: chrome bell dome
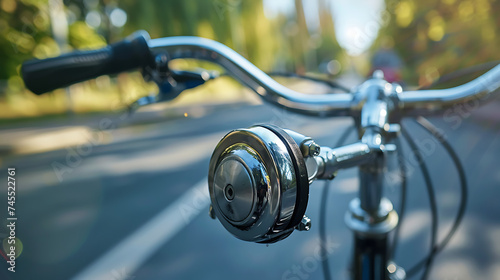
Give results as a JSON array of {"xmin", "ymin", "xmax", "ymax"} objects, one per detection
[{"xmin": 208, "ymin": 124, "xmax": 310, "ymax": 243}]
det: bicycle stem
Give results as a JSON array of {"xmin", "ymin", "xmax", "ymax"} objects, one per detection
[
  {"xmin": 315, "ymin": 142, "xmax": 373, "ymax": 179},
  {"xmin": 316, "ymin": 73, "xmax": 400, "ymax": 279}
]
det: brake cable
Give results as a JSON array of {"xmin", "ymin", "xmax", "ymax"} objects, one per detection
[
  {"xmin": 405, "ymin": 117, "xmax": 468, "ymax": 278},
  {"xmin": 400, "ymin": 124, "xmax": 439, "ymax": 280},
  {"xmin": 266, "ymin": 72, "xmax": 351, "ymax": 93},
  {"xmin": 390, "ymin": 136, "xmax": 408, "ymax": 259},
  {"xmin": 319, "ymin": 125, "xmax": 355, "ymax": 280}
]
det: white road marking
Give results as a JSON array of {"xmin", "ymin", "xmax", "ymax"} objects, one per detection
[{"xmin": 71, "ymin": 179, "xmax": 210, "ymax": 280}]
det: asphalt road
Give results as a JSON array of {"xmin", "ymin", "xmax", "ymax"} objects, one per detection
[{"xmin": 0, "ymin": 101, "xmax": 499, "ymax": 280}]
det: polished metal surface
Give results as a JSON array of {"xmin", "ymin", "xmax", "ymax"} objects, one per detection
[
  {"xmin": 149, "ymin": 37, "xmax": 353, "ymax": 117},
  {"xmin": 208, "ymin": 126, "xmax": 309, "ymax": 242},
  {"xmin": 345, "ymin": 198, "xmax": 398, "ymax": 236},
  {"xmin": 353, "ymin": 77, "xmax": 393, "ymax": 130},
  {"xmin": 362, "ymin": 100, "xmax": 389, "ymax": 129},
  {"xmin": 315, "ymin": 142, "xmax": 373, "ymax": 180},
  {"xmin": 398, "ymin": 64, "xmax": 500, "ymax": 112},
  {"xmin": 305, "ymin": 157, "xmax": 319, "ymax": 182},
  {"xmin": 355, "ymin": 77, "xmax": 393, "ymax": 213},
  {"xmin": 358, "ymin": 165, "xmax": 385, "ymax": 212},
  {"xmin": 213, "ymin": 148, "xmax": 257, "ymax": 224}
]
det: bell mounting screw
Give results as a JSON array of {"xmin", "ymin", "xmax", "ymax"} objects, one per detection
[
  {"xmin": 296, "ymin": 215, "xmax": 312, "ymax": 231},
  {"xmin": 301, "ymin": 140, "xmax": 320, "ymax": 157}
]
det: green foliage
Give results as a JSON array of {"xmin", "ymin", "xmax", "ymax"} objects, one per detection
[
  {"xmin": 0, "ymin": 0, "xmax": 51, "ymax": 79},
  {"xmin": 376, "ymin": 0, "xmax": 500, "ymax": 86},
  {"xmin": 68, "ymin": 21, "xmax": 106, "ymax": 49}
]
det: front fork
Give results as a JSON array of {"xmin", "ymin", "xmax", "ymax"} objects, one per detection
[
  {"xmin": 352, "ymin": 235, "xmax": 406, "ymax": 280},
  {"xmin": 353, "ymin": 235, "xmax": 389, "ymax": 280},
  {"xmin": 346, "ymin": 195, "xmax": 402, "ymax": 280},
  {"xmin": 346, "ymin": 193, "xmax": 406, "ymax": 280}
]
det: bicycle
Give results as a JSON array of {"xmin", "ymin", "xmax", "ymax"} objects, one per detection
[{"xmin": 21, "ymin": 31, "xmax": 500, "ymax": 280}]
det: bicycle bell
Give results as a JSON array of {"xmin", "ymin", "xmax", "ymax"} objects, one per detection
[{"xmin": 208, "ymin": 124, "xmax": 314, "ymax": 243}]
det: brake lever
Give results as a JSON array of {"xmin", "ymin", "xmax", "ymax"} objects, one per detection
[
  {"xmin": 128, "ymin": 52, "xmax": 219, "ymax": 113},
  {"xmin": 156, "ymin": 69, "xmax": 219, "ymax": 101}
]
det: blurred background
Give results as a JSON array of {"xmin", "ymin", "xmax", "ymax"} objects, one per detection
[
  {"xmin": 1, "ymin": 1, "xmax": 500, "ymax": 280},
  {"xmin": 1, "ymin": 0, "xmax": 499, "ymax": 119}
]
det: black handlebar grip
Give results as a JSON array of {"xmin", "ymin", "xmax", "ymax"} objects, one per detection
[{"xmin": 21, "ymin": 32, "xmax": 154, "ymax": 95}]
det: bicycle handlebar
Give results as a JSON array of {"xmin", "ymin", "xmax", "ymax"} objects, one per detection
[
  {"xmin": 149, "ymin": 37, "xmax": 353, "ymax": 116},
  {"xmin": 21, "ymin": 34, "xmax": 500, "ymax": 116},
  {"xmin": 398, "ymin": 64, "xmax": 500, "ymax": 112}
]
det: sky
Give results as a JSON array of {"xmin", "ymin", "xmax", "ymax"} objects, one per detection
[{"xmin": 263, "ymin": 0, "xmax": 386, "ymax": 56}]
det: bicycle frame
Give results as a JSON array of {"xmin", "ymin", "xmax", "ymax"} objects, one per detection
[{"xmin": 148, "ymin": 36, "xmax": 500, "ymax": 280}]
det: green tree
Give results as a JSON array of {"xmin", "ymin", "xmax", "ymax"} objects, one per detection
[{"xmin": 376, "ymin": 0, "xmax": 500, "ymax": 87}]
